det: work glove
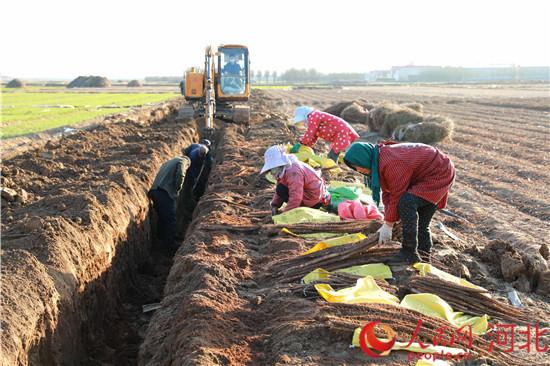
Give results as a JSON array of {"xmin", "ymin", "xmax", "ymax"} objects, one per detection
[
  {"xmin": 290, "ymin": 143, "xmax": 302, "ymax": 154},
  {"xmin": 271, "ymin": 205, "xmax": 279, "ymax": 216},
  {"xmin": 378, "ymin": 222, "xmax": 393, "ymax": 243}
]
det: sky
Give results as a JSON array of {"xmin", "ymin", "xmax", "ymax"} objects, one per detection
[{"xmin": 1, "ymin": 0, "xmax": 549, "ymax": 79}]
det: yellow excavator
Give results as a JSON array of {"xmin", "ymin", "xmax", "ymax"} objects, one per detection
[{"xmin": 178, "ymin": 44, "xmax": 251, "ymax": 138}]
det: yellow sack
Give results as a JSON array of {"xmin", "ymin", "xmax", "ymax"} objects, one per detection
[
  {"xmin": 352, "ymin": 327, "xmax": 466, "ymax": 358},
  {"xmin": 280, "ymin": 228, "xmax": 342, "ymax": 240},
  {"xmin": 273, "ymin": 207, "xmax": 340, "ymax": 225},
  {"xmin": 400, "ymin": 294, "xmax": 489, "ymax": 335},
  {"xmin": 336, "ymin": 263, "xmax": 392, "ymax": 279},
  {"xmin": 413, "ymin": 263, "xmax": 488, "ymax": 294},
  {"xmin": 303, "ymin": 264, "xmax": 392, "ymax": 284},
  {"xmin": 302, "ymin": 233, "xmax": 366, "ymax": 254},
  {"xmin": 285, "ymin": 144, "xmax": 315, "ymax": 156},
  {"xmin": 303, "ymin": 268, "xmax": 331, "ymax": 284},
  {"xmin": 315, "ymin": 276, "xmax": 399, "ymax": 305},
  {"xmin": 306, "ymin": 158, "xmax": 321, "ymax": 168}
]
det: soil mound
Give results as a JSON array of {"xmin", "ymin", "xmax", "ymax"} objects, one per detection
[
  {"xmin": 6, "ymin": 79, "xmax": 25, "ymax": 88},
  {"xmin": 67, "ymin": 76, "xmax": 111, "ymax": 88},
  {"xmin": 127, "ymin": 80, "xmax": 143, "ymax": 87},
  {"xmin": 369, "ymin": 103, "xmax": 424, "ymax": 136},
  {"xmin": 340, "ymin": 102, "xmax": 369, "ymax": 124},
  {"xmin": 393, "ymin": 114, "xmax": 454, "ymax": 144},
  {"xmin": 401, "ymin": 102, "xmax": 424, "ymax": 113},
  {"xmin": 324, "ymin": 101, "xmax": 362, "ymax": 116}
]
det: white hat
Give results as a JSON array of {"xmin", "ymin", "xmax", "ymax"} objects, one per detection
[
  {"xmin": 290, "ymin": 106, "xmax": 314, "ymax": 124},
  {"xmin": 260, "ymin": 145, "xmax": 290, "ymax": 175}
]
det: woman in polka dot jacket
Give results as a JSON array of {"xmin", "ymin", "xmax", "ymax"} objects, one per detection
[{"xmin": 288, "ymin": 106, "xmax": 359, "ymax": 163}]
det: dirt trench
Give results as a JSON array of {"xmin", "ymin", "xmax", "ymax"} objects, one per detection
[{"xmin": 0, "ymin": 100, "xmax": 205, "ymax": 365}]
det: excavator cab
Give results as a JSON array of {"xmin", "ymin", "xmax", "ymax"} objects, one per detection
[
  {"xmin": 178, "ymin": 44, "xmax": 251, "ymax": 139},
  {"xmin": 218, "ymin": 46, "xmax": 249, "ymax": 97}
]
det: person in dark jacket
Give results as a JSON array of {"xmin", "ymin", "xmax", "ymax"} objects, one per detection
[
  {"xmin": 183, "ymin": 140, "xmax": 212, "ymax": 198},
  {"xmin": 344, "ymin": 142, "xmax": 455, "ymax": 264},
  {"xmin": 149, "ymin": 156, "xmax": 190, "ymax": 250}
]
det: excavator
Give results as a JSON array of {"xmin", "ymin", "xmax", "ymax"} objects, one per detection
[{"xmin": 178, "ymin": 44, "xmax": 251, "ymax": 138}]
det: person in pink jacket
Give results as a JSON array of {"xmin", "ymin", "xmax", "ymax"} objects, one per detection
[
  {"xmin": 288, "ymin": 106, "xmax": 359, "ymax": 163},
  {"xmin": 260, "ymin": 145, "xmax": 330, "ymax": 215}
]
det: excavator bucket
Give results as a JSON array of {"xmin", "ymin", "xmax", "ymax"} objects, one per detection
[{"xmin": 232, "ymin": 105, "xmax": 250, "ymax": 125}]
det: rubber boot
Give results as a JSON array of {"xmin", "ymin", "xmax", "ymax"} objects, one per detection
[{"xmin": 386, "ymin": 248, "xmax": 421, "ymax": 265}]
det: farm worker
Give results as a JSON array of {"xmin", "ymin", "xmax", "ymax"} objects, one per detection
[
  {"xmin": 148, "ymin": 156, "xmax": 190, "ymax": 250},
  {"xmin": 183, "ymin": 141, "xmax": 212, "ymax": 198},
  {"xmin": 179, "ymin": 80, "xmax": 185, "ymax": 95},
  {"xmin": 260, "ymin": 145, "xmax": 331, "ymax": 216},
  {"xmin": 289, "ymin": 106, "xmax": 359, "ymax": 163},
  {"xmin": 223, "ymin": 54, "xmax": 242, "ymax": 75},
  {"xmin": 344, "ymin": 142, "xmax": 455, "ymax": 264}
]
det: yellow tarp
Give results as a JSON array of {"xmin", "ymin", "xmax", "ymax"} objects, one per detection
[
  {"xmin": 352, "ymin": 327, "xmax": 466, "ymax": 359},
  {"xmin": 315, "ymin": 276, "xmax": 399, "ymax": 305},
  {"xmin": 303, "ymin": 264, "xmax": 392, "ymax": 284},
  {"xmin": 286, "ymin": 144, "xmax": 342, "ymax": 173},
  {"xmin": 302, "ymin": 233, "xmax": 366, "ymax": 254},
  {"xmin": 413, "ymin": 263, "xmax": 488, "ymax": 293},
  {"xmin": 273, "ymin": 207, "xmax": 340, "ymax": 225},
  {"xmin": 280, "ymin": 228, "xmax": 342, "ymax": 240},
  {"xmin": 400, "ymin": 293, "xmax": 489, "ymax": 335},
  {"xmin": 337, "ymin": 263, "xmax": 393, "ymax": 279}
]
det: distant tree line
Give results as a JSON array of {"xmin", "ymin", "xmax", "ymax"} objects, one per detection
[{"xmin": 250, "ymin": 68, "xmax": 366, "ymax": 84}]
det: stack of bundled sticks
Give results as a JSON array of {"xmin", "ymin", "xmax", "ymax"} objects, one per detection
[{"xmin": 407, "ymin": 275, "xmax": 532, "ymax": 323}]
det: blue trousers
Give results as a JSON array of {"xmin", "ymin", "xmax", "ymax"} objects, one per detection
[{"xmin": 149, "ymin": 188, "xmax": 176, "ymax": 248}]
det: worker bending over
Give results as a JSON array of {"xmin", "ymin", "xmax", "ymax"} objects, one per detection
[
  {"xmin": 344, "ymin": 142, "xmax": 455, "ymax": 264},
  {"xmin": 184, "ymin": 139, "xmax": 213, "ymax": 198},
  {"xmin": 149, "ymin": 155, "xmax": 190, "ymax": 250},
  {"xmin": 288, "ymin": 106, "xmax": 359, "ymax": 163},
  {"xmin": 260, "ymin": 145, "xmax": 330, "ymax": 216}
]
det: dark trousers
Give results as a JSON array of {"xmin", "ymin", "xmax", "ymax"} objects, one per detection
[
  {"xmin": 397, "ymin": 192, "xmax": 437, "ymax": 254},
  {"xmin": 276, "ymin": 183, "xmax": 322, "ymax": 209},
  {"xmin": 327, "ymin": 149, "xmax": 339, "ymax": 163},
  {"xmin": 149, "ymin": 188, "xmax": 176, "ymax": 248}
]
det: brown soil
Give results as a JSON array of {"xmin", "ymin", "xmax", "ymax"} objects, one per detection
[{"xmin": 2, "ymin": 86, "xmax": 549, "ymax": 366}]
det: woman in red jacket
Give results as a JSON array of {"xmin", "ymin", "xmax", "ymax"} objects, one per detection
[
  {"xmin": 260, "ymin": 145, "xmax": 330, "ymax": 215},
  {"xmin": 289, "ymin": 106, "xmax": 359, "ymax": 163},
  {"xmin": 344, "ymin": 142, "xmax": 455, "ymax": 263}
]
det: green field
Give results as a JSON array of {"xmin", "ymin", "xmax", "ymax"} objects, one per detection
[{"xmin": 1, "ymin": 90, "xmax": 178, "ymax": 139}]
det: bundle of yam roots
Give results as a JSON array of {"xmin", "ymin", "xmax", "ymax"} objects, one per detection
[{"xmin": 325, "ymin": 100, "xmax": 454, "ymax": 145}]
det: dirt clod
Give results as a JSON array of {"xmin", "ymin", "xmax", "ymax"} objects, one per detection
[
  {"xmin": 539, "ymin": 243, "xmax": 550, "ymax": 260},
  {"xmin": 500, "ymin": 252, "xmax": 526, "ymax": 281},
  {"xmin": 512, "ymin": 274, "xmax": 531, "ymax": 292},
  {"xmin": 24, "ymin": 216, "xmax": 43, "ymax": 232},
  {"xmin": 453, "ymin": 262, "xmax": 471, "ymax": 280},
  {"xmin": 1, "ymin": 187, "xmax": 18, "ymax": 201},
  {"xmin": 535, "ymin": 270, "xmax": 550, "ymax": 296}
]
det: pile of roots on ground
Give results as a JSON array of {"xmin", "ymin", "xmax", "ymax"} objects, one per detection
[
  {"xmin": 324, "ymin": 100, "xmax": 370, "ymax": 124},
  {"xmin": 67, "ymin": 75, "xmax": 111, "ymax": 88},
  {"xmin": 370, "ymin": 102, "xmax": 454, "ymax": 144},
  {"xmin": 6, "ymin": 78, "xmax": 25, "ymax": 88},
  {"xmin": 127, "ymin": 79, "xmax": 143, "ymax": 87}
]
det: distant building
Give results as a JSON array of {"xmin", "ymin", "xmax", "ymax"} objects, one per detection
[
  {"xmin": 366, "ymin": 70, "xmax": 393, "ymax": 82},
  {"xmin": 391, "ymin": 65, "xmax": 442, "ymax": 82},
  {"xmin": 370, "ymin": 65, "xmax": 550, "ymax": 82}
]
